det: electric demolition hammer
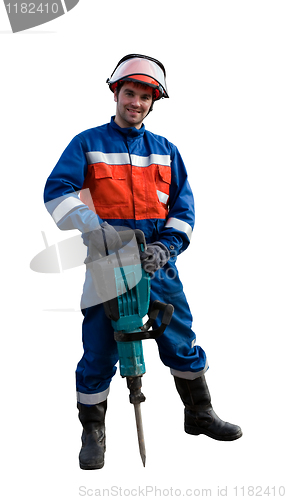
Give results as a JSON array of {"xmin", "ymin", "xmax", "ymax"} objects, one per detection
[{"xmin": 86, "ymin": 228, "xmax": 174, "ymax": 466}]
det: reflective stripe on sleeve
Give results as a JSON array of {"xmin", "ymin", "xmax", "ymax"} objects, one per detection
[
  {"xmin": 51, "ymin": 196, "xmax": 85, "ymax": 224},
  {"xmin": 165, "ymin": 217, "xmax": 192, "ymax": 241},
  {"xmin": 76, "ymin": 387, "xmax": 110, "ymax": 405}
]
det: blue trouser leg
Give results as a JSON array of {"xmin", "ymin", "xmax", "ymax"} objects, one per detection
[
  {"xmin": 150, "ymin": 260, "xmax": 208, "ymax": 379},
  {"xmin": 76, "ymin": 305, "xmax": 119, "ymax": 405}
]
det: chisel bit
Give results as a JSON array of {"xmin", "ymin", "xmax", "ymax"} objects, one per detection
[
  {"xmin": 134, "ymin": 403, "xmax": 146, "ymax": 467},
  {"xmin": 127, "ymin": 376, "xmax": 146, "ymax": 466}
]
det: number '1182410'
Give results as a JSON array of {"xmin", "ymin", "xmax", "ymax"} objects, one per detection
[{"xmin": 5, "ymin": 3, "xmax": 59, "ymax": 14}]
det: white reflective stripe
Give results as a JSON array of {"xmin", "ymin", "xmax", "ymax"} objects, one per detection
[
  {"xmin": 157, "ymin": 190, "xmax": 169, "ymax": 204},
  {"xmin": 86, "ymin": 151, "xmax": 130, "ymax": 165},
  {"xmin": 170, "ymin": 359, "xmax": 209, "ymax": 380},
  {"xmin": 130, "ymin": 153, "xmax": 171, "ymax": 168},
  {"xmin": 52, "ymin": 196, "xmax": 85, "ymax": 224},
  {"xmin": 76, "ymin": 387, "xmax": 110, "ymax": 405},
  {"xmin": 85, "ymin": 152, "xmax": 171, "ymax": 168},
  {"xmin": 165, "ymin": 217, "xmax": 192, "ymax": 241}
]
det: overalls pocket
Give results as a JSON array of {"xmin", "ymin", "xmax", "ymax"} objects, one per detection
[{"xmin": 91, "ymin": 163, "xmax": 129, "ymax": 207}]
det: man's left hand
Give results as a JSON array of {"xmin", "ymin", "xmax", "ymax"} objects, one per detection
[{"xmin": 140, "ymin": 242, "xmax": 170, "ymax": 274}]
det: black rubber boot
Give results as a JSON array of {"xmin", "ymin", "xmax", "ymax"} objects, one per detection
[
  {"xmin": 174, "ymin": 375, "xmax": 242, "ymax": 441},
  {"xmin": 77, "ymin": 400, "xmax": 107, "ymax": 469}
]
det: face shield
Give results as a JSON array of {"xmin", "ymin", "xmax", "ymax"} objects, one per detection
[{"xmin": 107, "ymin": 54, "xmax": 169, "ymax": 101}]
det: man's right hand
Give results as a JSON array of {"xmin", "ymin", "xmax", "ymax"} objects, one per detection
[{"xmin": 82, "ymin": 222, "xmax": 122, "ymax": 256}]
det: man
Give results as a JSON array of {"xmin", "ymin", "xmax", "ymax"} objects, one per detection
[{"xmin": 44, "ymin": 54, "xmax": 242, "ymax": 470}]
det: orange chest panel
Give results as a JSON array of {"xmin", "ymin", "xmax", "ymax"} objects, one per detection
[{"xmin": 82, "ymin": 155, "xmax": 171, "ymax": 220}]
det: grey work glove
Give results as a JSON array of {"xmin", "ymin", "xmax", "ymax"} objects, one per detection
[
  {"xmin": 82, "ymin": 222, "xmax": 122, "ymax": 257},
  {"xmin": 140, "ymin": 242, "xmax": 170, "ymax": 274}
]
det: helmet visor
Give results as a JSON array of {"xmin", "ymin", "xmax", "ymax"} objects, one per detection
[{"xmin": 108, "ymin": 57, "xmax": 168, "ymax": 98}]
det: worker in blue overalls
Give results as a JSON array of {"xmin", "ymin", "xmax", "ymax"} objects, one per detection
[{"xmin": 44, "ymin": 54, "xmax": 242, "ymax": 470}]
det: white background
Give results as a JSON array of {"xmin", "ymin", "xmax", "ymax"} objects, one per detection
[{"xmin": 1, "ymin": 1, "xmax": 286, "ymax": 498}]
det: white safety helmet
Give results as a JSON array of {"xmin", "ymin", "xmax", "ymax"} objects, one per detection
[{"xmin": 107, "ymin": 54, "xmax": 169, "ymax": 101}]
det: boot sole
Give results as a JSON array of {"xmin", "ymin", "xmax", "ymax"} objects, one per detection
[
  {"xmin": 185, "ymin": 425, "xmax": 243, "ymax": 441},
  {"xmin": 80, "ymin": 460, "xmax": 104, "ymax": 470}
]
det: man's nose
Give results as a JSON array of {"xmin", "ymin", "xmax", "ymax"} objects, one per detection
[{"xmin": 131, "ymin": 95, "xmax": 141, "ymax": 107}]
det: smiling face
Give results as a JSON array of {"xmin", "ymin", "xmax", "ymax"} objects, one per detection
[{"xmin": 114, "ymin": 81, "xmax": 154, "ymax": 129}]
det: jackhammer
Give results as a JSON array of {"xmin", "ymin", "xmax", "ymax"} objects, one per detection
[{"xmin": 86, "ymin": 228, "xmax": 174, "ymax": 466}]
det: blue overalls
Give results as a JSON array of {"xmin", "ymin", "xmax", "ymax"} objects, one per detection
[{"xmin": 44, "ymin": 117, "xmax": 208, "ymax": 405}]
